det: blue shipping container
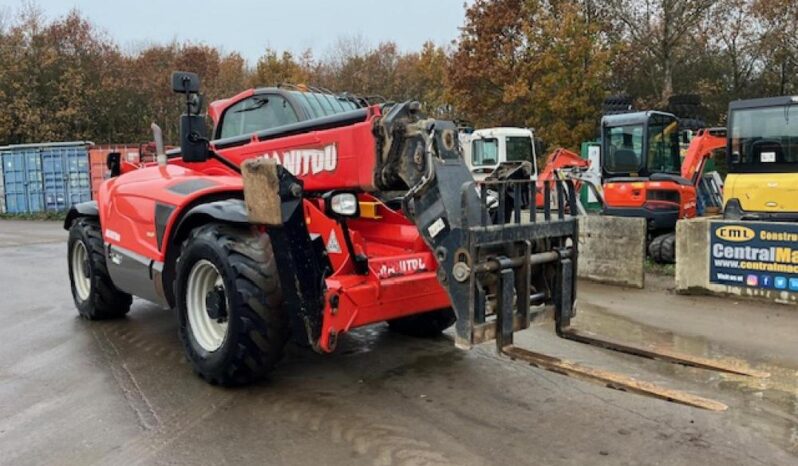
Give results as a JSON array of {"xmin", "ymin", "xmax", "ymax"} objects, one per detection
[
  {"xmin": 0, "ymin": 155, "xmax": 4, "ymax": 213},
  {"xmin": 0, "ymin": 142, "xmax": 92, "ymax": 214}
]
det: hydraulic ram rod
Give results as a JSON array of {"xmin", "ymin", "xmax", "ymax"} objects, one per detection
[{"xmin": 473, "ymin": 250, "xmax": 564, "ymax": 274}]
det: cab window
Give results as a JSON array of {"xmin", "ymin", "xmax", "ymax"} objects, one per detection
[
  {"xmin": 219, "ymin": 95, "xmax": 299, "ymax": 139},
  {"xmin": 605, "ymin": 125, "xmax": 643, "ymax": 173},
  {"xmin": 731, "ymin": 105, "xmax": 798, "ymax": 166},
  {"xmin": 506, "ymin": 136, "xmax": 533, "ymax": 162},
  {"xmin": 472, "ymin": 138, "xmax": 499, "ymax": 166},
  {"xmin": 646, "ymin": 115, "xmax": 681, "ymax": 174}
]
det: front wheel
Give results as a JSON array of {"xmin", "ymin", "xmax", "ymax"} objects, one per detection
[
  {"xmin": 176, "ymin": 223, "xmax": 289, "ymax": 386},
  {"xmin": 67, "ymin": 218, "xmax": 132, "ymax": 319}
]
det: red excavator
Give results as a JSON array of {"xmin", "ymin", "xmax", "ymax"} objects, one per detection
[{"xmin": 537, "ymin": 111, "xmax": 726, "ymax": 263}]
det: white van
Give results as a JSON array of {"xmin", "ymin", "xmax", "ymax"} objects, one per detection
[{"xmin": 461, "ymin": 127, "xmax": 539, "ymax": 181}]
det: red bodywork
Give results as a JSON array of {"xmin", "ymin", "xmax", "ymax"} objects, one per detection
[{"xmin": 98, "ymin": 102, "xmax": 450, "ymax": 353}]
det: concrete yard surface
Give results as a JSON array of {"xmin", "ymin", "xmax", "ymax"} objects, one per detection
[{"xmin": 0, "ymin": 219, "xmax": 796, "ymax": 465}]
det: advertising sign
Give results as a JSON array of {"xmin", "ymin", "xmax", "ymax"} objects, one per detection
[{"xmin": 709, "ymin": 222, "xmax": 798, "ymax": 291}]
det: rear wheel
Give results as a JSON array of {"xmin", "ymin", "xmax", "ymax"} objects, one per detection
[
  {"xmin": 176, "ymin": 223, "xmax": 289, "ymax": 386},
  {"xmin": 67, "ymin": 218, "xmax": 132, "ymax": 319},
  {"xmin": 648, "ymin": 232, "xmax": 676, "ymax": 264},
  {"xmin": 387, "ymin": 308, "xmax": 456, "ymax": 338}
]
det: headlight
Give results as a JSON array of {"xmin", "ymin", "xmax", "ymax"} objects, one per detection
[{"xmin": 327, "ymin": 192, "xmax": 359, "ymax": 217}]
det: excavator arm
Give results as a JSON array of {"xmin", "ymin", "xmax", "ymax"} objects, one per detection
[{"xmin": 681, "ymin": 127, "xmax": 727, "ymax": 185}]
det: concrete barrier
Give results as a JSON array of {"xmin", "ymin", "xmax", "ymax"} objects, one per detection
[
  {"xmin": 676, "ymin": 217, "xmax": 798, "ymax": 305},
  {"xmin": 578, "ymin": 215, "xmax": 646, "ymax": 288}
]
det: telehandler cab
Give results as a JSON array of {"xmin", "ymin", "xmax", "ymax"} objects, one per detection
[{"xmin": 65, "ymin": 72, "xmax": 761, "ymax": 409}]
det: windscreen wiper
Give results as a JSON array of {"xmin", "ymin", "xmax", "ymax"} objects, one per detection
[{"xmin": 234, "ymin": 97, "xmax": 269, "ymax": 113}]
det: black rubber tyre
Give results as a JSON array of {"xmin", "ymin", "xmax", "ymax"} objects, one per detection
[
  {"xmin": 175, "ymin": 223, "xmax": 289, "ymax": 386},
  {"xmin": 668, "ymin": 94, "xmax": 701, "ymax": 106},
  {"xmin": 678, "ymin": 117, "xmax": 706, "ymax": 131},
  {"xmin": 387, "ymin": 308, "xmax": 456, "ymax": 338},
  {"xmin": 602, "ymin": 94, "xmax": 634, "ymax": 114},
  {"xmin": 648, "ymin": 232, "xmax": 676, "ymax": 264},
  {"xmin": 67, "ymin": 218, "xmax": 132, "ymax": 319}
]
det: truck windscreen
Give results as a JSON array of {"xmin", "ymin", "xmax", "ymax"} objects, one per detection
[
  {"xmin": 730, "ymin": 105, "xmax": 798, "ymax": 171},
  {"xmin": 472, "ymin": 138, "xmax": 499, "ymax": 166},
  {"xmin": 506, "ymin": 137, "xmax": 533, "ymax": 162}
]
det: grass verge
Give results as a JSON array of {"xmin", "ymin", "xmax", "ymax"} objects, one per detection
[{"xmin": 645, "ymin": 258, "xmax": 675, "ymax": 276}]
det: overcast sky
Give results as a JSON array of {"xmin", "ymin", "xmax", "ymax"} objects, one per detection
[{"xmin": 8, "ymin": 0, "xmax": 470, "ymax": 63}]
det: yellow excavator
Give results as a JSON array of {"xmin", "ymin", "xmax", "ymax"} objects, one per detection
[{"xmin": 724, "ymin": 96, "xmax": 798, "ymax": 220}]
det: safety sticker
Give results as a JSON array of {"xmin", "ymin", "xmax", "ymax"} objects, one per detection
[
  {"xmin": 105, "ymin": 229, "xmax": 121, "ymax": 242},
  {"xmin": 326, "ymin": 230, "xmax": 342, "ymax": 253},
  {"xmin": 428, "ymin": 218, "xmax": 446, "ymax": 238},
  {"xmin": 761, "ymin": 152, "xmax": 776, "ymax": 163}
]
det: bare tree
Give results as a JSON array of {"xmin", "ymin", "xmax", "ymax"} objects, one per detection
[{"xmin": 606, "ymin": 0, "xmax": 717, "ymax": 102}]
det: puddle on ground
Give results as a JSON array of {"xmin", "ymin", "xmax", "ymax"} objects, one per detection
[{"xmin": 573, "ymin": 302, "xmax": 798, "ymax": 455}]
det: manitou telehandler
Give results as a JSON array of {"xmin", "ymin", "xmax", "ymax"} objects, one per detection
[{"xmin": 65, "ymin": 72, "xmax": 762, "ymax": 409}]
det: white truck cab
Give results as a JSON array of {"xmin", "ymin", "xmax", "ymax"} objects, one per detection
[{"xmin": 461, "ymin": 127, "xmax": 539, "ymax": 181}]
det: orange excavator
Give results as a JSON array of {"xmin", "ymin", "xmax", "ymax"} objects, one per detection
[{"xmin": 536, "ymin": 111, "xmax": 726, "ymax": 263}]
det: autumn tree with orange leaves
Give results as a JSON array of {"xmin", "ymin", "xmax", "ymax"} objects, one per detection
[{"xmin": 448, "ymin": 0, "xmax": 613, "ymax": 149}]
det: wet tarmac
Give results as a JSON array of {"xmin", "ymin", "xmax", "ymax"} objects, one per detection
[{"xmin": 0, "ymin": 220, "xmax": 796, "ymax": 465}]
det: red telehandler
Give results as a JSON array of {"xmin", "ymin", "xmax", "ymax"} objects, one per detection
[{"xmin": 65, "ymin": 72, "xmax": 759, "ymax": 409}]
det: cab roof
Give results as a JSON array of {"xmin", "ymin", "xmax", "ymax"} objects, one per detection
[
  {"xmin": 471, "ymin": 127, "xmax": 534, "ymax": 137},
  {"xmin": 601, "ymin": 110, "xmax": 676, "ymax": 127},
  {"xmin": 729, "ymin": 95, "xmax": 798, "ymax": 111}
]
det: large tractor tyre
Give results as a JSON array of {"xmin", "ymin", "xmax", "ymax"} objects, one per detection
[
  {"xmin": 387, "ymin": 308, "xmax": 456, "ymax": 338},
  {"xmin": 67, "ymin": 218, "xmax": 133, "ymax": 320},
  {"xmin": 678, "ymin": 117, "xmax": 706, "ymax": 131},
  {"xmin": 602, "ymin": 94, "xmax": 634, "ymax": 114},
  {"xmin": 668, "ymin": 94, "xmax": 701, "ymax": 106},
  {"xmin": 648, "ymin": 232, "xmax": 676, "ymax": 264},
  {"xmin": 668, "ymin": 95, "xmax": 703, "ymax": 120},
  {"xmin": 175, "ymin": 223, "xmax": 289, "ymax": 386}
]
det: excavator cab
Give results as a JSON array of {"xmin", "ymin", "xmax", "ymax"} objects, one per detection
[
  {"xmin": 599, "ymin": 111, "xmax": 688, "ymax": 236},
  {"xmin": 601, "ymin": 111, "xmax": 681, "ymax": 180},
  {"xmin": 724, "ymin": 96, "xmax": 798, "ymax": 220}
]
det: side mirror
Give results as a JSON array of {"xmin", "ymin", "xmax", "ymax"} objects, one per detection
[
  {"xmin": 171, "ymin": 71, "xmax": 200, "ymax": 94},
  {"xmin": 172, "ymin": 70, "xmax": 210, "ymax": 163},
  {"xmin": 189, "ymin": 93, "xmax": 203, "ymax": 115},
  {"xmin": 180, "ymin": 115, "xmax": 210, "ymax": 163},
  {"xmin": 107, "ymin": 152, "xmax": 121, "ymax": 177}
]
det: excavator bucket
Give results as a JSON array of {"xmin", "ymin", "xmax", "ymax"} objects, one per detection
[{"xmin": 377, "ymin": 102, "xmax": 764, "ymax": 410}]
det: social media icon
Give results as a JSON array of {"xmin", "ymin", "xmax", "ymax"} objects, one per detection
[
  {"xmin": 746, "ymin": 275, "xmax": 758, "ymax": 287},
  {"xmin": 761, "ymin": 275, "xmax": 773, "ymax": 288},
  {"xmin": 790, "ymin": 278, "xmax": 798, "ymax": 291},
  {"xmin": 774, "ymin": 277, "xmax": 788, "ymax": 289}
]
